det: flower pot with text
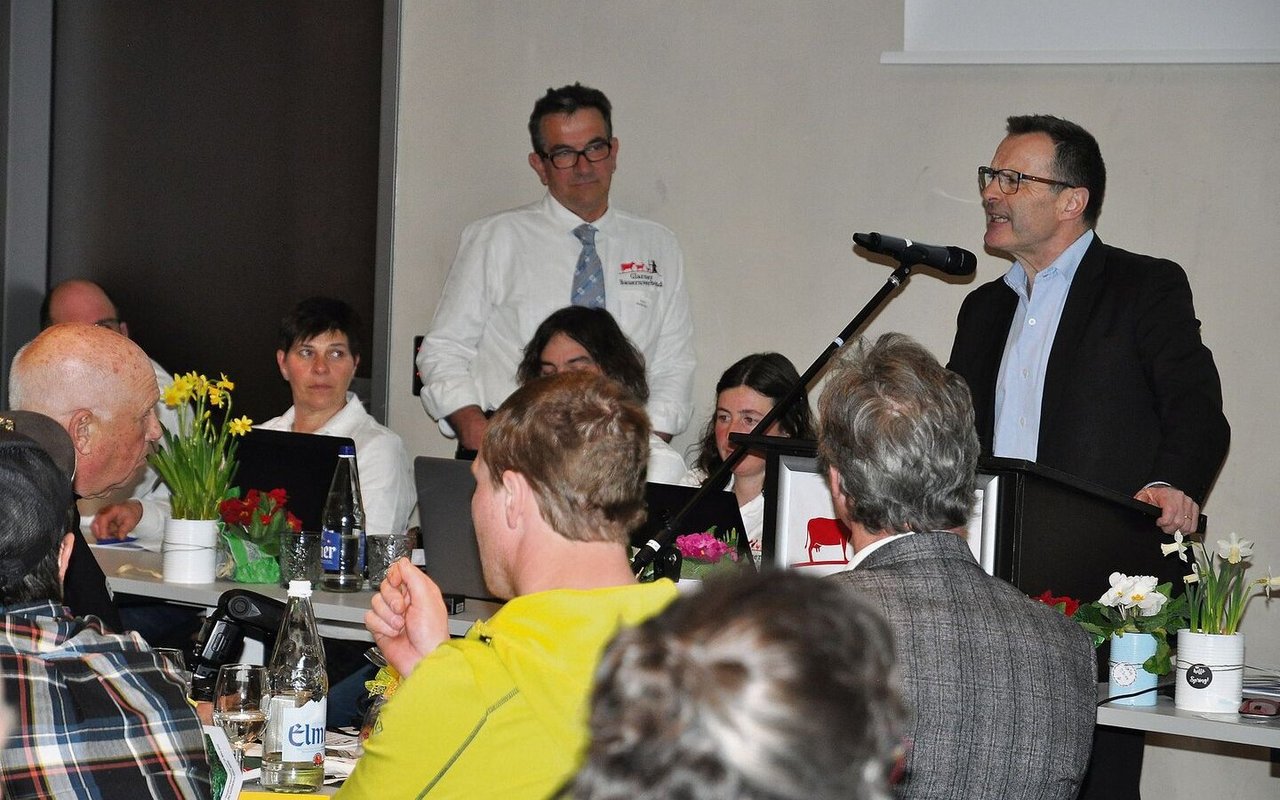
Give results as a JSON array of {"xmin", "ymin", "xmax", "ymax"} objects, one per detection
[
  {"xmin": 1174, "ymin": 630, "xmax": 1244, "ymax": 713},
  {"xmin": 1108, "ymin": 631, "xmax": 1159, "ymax": 706},
  {"xmin": 163, "ymin": 518, "xmax": 219, "ymax": 583}
]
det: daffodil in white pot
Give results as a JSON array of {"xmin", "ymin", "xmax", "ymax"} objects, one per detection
[{"xmin": 1162, "ymin": 531, "xmax": 1278, "ymax": 712}]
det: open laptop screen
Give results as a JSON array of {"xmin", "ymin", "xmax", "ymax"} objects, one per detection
[{"xmin": 233, "ymin": 428, "xmax": 354, "ymax": 532}]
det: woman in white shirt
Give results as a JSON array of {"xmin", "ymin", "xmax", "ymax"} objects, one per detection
[
  {"xmin": 517, "ymin": 306, "xmax": 687, "ymax": 484},
  {"xmin": 258, "ymin": 297, "xmax": 416, "ymax": 536},
  {"xmin": 682, "ymin": 353, "xmax": 815, "ymax": 561}
]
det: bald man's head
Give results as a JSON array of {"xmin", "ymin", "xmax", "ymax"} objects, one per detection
[
  {"xmin": 42, "ymin": 279, "xmax": 126, "ymax": 335},
  {"xmin": 9, "ymin": 324, "xmax": 161, "ymax": 498}
]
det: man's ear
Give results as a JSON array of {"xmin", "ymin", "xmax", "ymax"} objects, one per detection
[
  {"xmin": 500, "ymin": 470, "xmax": 528, "ymax": 530},
  {"xmin": 56, "ymin": 533, "xmax": 75, "ymax": 584},
  {"xmin": 827, "ymin": 466, "xmax": 849, "ymax": 521},
  {"xmin": 276, "ymin": 350, "xmax": 289, "ymax": 381},
  {"xmin": 67, "ymin": 409, "xmax": 95, "ymax": 455},
  {"xmin": 529, "ymin": 151, "xmax": 550, "ymax": 186},
  {"xmin": 1058, "ymin": 186, "xmax": 1090, "ymax": 223}
]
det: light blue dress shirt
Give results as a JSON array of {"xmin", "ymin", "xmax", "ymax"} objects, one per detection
[{"xmin": 992, "ymin": 230, "xmax": 1094, "ymax": 460}]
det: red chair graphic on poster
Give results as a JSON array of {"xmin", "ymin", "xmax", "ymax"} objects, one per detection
[{"xmin": 790, "ymin": 517, "xmax": 852, "ymax": 567}]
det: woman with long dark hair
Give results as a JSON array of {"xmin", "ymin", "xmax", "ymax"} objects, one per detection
[
  {"xmin": 683, "ymin": 353, "xmax": 815, "ymax": 559},
  {"xmin": 518, "ymin": 306, "xmax": 687, "ymax": 484}
]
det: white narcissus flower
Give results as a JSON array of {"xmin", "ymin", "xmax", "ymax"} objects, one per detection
[
  {"xmin": 1185, "ymin": 563, "xmax": 1200, "ymax": 584},
  {"xmin": 1255, "ymin": 567, "xmax": 1280, "ymax": 598},
  {"xmin": 1216, "ymin": 532, "xmax": 1254, "ymax": 565},
  {"xmin": 1161, "ymin": 530, "xmax": 1189, "ymax": 561}
]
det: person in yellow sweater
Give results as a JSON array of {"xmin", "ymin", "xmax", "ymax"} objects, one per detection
[{"xmin": 337, "ymin": 371, "xmax": 678, "ymax": 799}]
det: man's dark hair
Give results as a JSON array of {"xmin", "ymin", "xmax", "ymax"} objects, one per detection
[
  {"xmin": 528, "ymin": 83, "xmax": 613, "ymax": 154},
  {"xmin": 0, "ymin": 436, "xmax": 72, "ymax": 604},
  {"xmin": 1006, "ymin": 114, "xmax": 1107, "ymax": 227},
  {"xmin": 277, "ymin": 296, "xmax": 363, "ymax": 359},
  {"xmin": 517, "ymin": 306, "xmax": 648, "ymax": 403}
]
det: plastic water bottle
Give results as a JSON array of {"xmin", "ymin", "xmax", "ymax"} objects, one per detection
[
  {"xmin": 320, "ymin": 445, "xmax": 365, "ymax": 592},
  {"xmin": 260, "ymin": 580, "xmax": 328, "ymax": 793}
]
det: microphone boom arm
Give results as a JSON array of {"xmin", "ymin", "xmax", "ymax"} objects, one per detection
[{"xmin": 630, "ymin": 260, "xmax": 916, "ymax": 575}]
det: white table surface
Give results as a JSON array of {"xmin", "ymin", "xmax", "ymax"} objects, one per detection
[
  {"xmin": 91, "ymin": 544, "xmax": 501, "ymax": 641},
  {"xmin": 1095, "ymin": 685, "xmax": 1280, "ymax": 750}
]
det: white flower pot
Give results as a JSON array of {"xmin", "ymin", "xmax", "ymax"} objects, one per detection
[
  {"xmin": 1174, "ymin": 630, "xmax": 1244, "ymax": 713},
  {"xmin": 1108, "ymin": 632, "xmax": 1159, "ymax": 706},
  {"xmin": 163, "ymin": 518, "xmax": 219, "ymax": 584}
]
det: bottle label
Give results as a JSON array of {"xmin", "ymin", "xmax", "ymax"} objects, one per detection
[
  {"xmin": 320, "ymin": 526, "xmax": 365, "ymax": 574},
  {"xmin": 278, "ymin": 697, "xmax": 327, "ymax": 764}
]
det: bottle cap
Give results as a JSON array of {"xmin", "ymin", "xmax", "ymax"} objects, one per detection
[{"xmin": 288, "ymin": 579, "xmax": 313, "ymax": 598}]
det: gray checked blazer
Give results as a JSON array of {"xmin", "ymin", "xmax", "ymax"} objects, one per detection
[{"xmin": 829, "ymin": 531, "xmax": 1096, "ymax": 800}]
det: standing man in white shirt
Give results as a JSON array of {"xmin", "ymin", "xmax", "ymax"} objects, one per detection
[{"xmin": 418, "ymin": 83, "xmax": 695, "ymax": 456}]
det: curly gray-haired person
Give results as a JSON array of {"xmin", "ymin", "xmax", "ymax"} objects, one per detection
[{"xmin": 565, "ymin": 569, "xmax": 906, "ymax": 800}]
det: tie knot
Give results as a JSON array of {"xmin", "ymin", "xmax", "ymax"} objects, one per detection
[{"xmin": 574, "ymin": 224, "xmax": 597, "ymax": 246}]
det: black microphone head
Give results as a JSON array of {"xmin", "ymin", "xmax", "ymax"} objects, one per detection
[
  {"xmin": 852, "ymin": 232, "xmax": 881, "ymax": 250},
  {"xmin": 944, "ymin": 247, "xmax": 978, "ymax": 276}
]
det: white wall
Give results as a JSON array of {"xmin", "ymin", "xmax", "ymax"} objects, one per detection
[{"xmin": 386, "ymin": 3, "xmax": 1280, "ymax": 792}]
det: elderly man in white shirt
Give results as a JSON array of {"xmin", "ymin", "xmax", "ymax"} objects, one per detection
[{"xmin": 418, "ymin": 83, "xmax": 695, "ymax": 455}]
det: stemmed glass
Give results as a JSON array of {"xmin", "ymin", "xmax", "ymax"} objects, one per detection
[
  {"xmin": 153, "ymin": 647, "xmax": 191, "ymax": 692},
  {"xmin": 211, "ymin": 663, "xmax": 268, "ymax": 768}
]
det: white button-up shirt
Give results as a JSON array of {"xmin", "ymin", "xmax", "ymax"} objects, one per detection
[{"xmin": 418, "ymin": 193, "xmax": 696, "ymax": 436}]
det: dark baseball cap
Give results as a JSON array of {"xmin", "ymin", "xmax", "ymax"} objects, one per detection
[{"xmin": 0, "ymin": 410, "xmax": 75, "ymax": 481}]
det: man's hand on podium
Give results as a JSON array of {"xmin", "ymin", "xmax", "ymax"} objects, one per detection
[{"xmin": 1134, "ymin": 485, "xmax": 1200, "ymax": 535}]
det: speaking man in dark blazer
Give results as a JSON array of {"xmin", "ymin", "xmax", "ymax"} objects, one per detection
[
  {"xmin": 822, "ymin": 333, "xmax": 1096, "ymax": 800},
  {"xmin": 948, "ymin": 115, "xmax": 1231, "ymax": 799},
  {"xmin": 948, "ymin": 115, "xmax": 1229, "ymax": 536}
]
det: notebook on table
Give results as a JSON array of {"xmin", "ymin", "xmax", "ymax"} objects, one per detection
[{"xmin": 232, "ymin": 428, "xmax": 355, "ymax": 532}]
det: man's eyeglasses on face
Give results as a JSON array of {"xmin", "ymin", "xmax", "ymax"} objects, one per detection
[
  {"xmin": 94, "ymin": 318, "xmax": 123, "ymax": 332},
  {"xmin": 978, "ymin": 166, "xmax": 1075, "ymax": 195},
  {"xmin": 541, "ymin": 140, "xmax": 612, "ymax": 170}
]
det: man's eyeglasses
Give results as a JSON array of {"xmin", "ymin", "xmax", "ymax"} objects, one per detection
[
  {"xmin": 541, "ymin": 140, "xmax": 612, "ymax": 170},
  {"xmin": 978, "ymin": 166, "xmax": 1075, "ymax": 195},
  {"xmin": 94, "ymin": 317, "xmax": 123, "ymax": 332}
]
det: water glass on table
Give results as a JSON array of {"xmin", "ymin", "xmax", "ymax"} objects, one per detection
[
  {"xmin": 212, "ymin": 663, "xmax": 268, "ymax": 767},
  {"xmin": 278, "ymin": 530, "xmax": 323, "ymax": 588},
  {"xmin": 153, "ymin": 647, "xmax": 192, "ymax": 694},
  {"xmin": 366, "ymin": 531, "xmax": 415, "ymax": 588}
]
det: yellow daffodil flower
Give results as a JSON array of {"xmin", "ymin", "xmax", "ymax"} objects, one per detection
[{"xmin": 229, "ymin": 416, "xmax": 253, "ymax": 436}]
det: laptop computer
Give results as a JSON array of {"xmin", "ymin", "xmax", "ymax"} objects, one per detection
[
  {"xmin": 233, "ymin": 428, "xmax": 355, "ymax": 532},
  {"xmin": 633, "ymin": 482, "xmax": 750, "ymax": 565}
]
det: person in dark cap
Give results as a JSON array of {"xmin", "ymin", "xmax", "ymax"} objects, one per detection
[{"xmin": 0, "ymin": 434, "xmax": 210, "ymax": 799}]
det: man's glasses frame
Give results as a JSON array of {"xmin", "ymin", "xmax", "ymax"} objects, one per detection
[
  {"xmin": 540, "ymin": 140, "xmax": 612, "ymax": 170},
  {"xmin": 978, "ymin": 166, "xmax": 1076, "ymax": 195}
]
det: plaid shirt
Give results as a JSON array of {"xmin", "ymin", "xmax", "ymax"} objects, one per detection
[{"xmin": 0, "ymin": 601, "xmax": 211, "ymax": 799}]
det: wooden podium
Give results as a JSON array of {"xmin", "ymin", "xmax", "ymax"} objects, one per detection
[{"xmin": 752, "ymin": 435, "xmax": 1196, "ymax": 602}]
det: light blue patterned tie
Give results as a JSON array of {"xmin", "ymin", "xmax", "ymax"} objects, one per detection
[{"xmin": 571, "ymin": 224, "xmax": 605, "ymax": 309}]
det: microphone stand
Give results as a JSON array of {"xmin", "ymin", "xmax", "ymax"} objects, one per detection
[{"xmin": 631, "ymin": 253, "xmax": 925, "ymax": 577}]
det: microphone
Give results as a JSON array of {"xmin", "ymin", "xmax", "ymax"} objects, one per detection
[{"xmin": 853, "ymin": 232, "xmax": 977, "ymax": 276}]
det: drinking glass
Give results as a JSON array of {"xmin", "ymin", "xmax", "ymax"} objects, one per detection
[
  {"xmin": 211, "ymin": 663, "xmax": 268, "ymax": 767},
  {"xmin": 153, "ymin": 647, "xmax": 191, "ymax": 692}
]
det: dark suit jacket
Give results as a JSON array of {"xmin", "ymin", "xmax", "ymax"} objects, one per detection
[
  {"xmin": 830, "ymin": 532, "xmax": 1096, "ymax": 800},
  {"xmin": 947, "ymin": 237, "xmax": 1229, "ymax": 503}
]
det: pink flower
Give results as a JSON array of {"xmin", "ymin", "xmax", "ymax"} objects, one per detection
[{"xmin": 675, "ymin": 532, "xmax": 738, "ymax": 564}]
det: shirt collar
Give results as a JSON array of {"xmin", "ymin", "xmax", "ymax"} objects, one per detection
[
  {"xmin": 1002, "ymin": 229, "xmax": 1094, "ymax": 298},
  {"xmin": 848, "ymin": 530, "xmax": 916, "ymax": 570},
  {"xmin": 541, "ymin": 191, "xmax": 614, "ymax": 232}
]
